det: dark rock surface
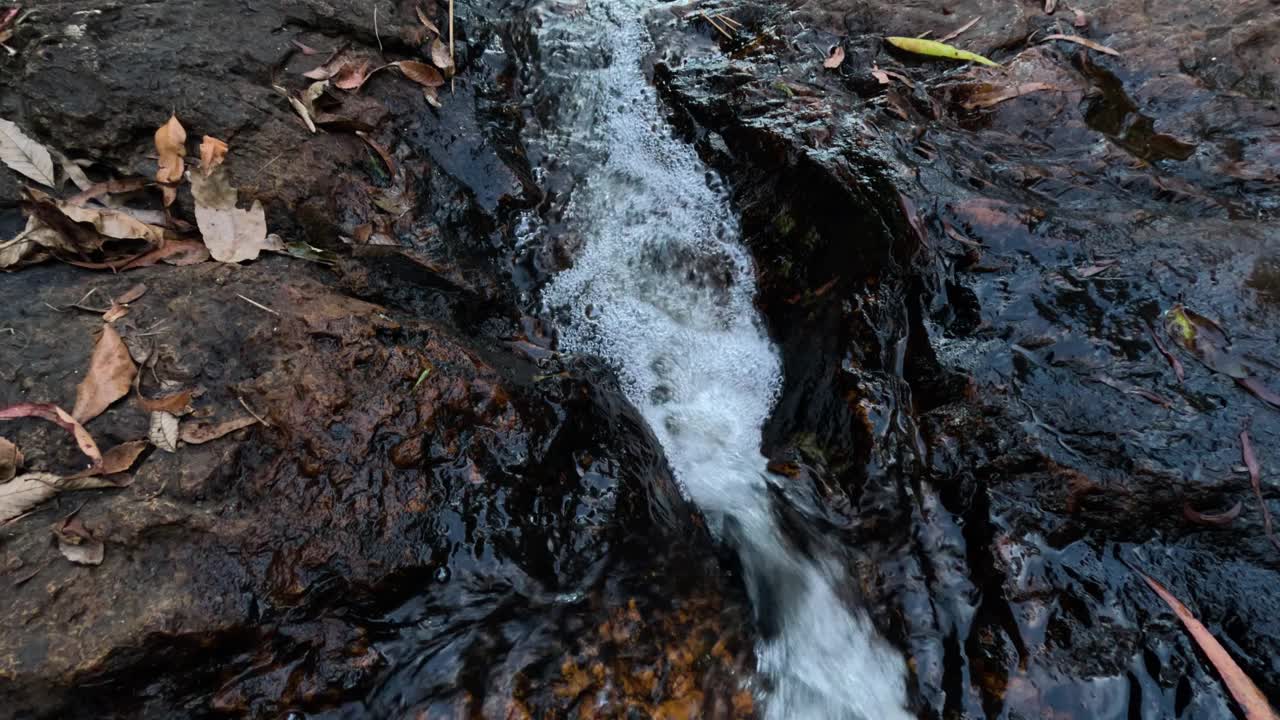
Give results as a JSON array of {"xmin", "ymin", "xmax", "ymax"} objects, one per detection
[{"xmin": 651, "ymin": 0, "xmax": 1279, "ymax": 717}]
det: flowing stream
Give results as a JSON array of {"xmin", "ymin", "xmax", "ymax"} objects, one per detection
[{"xmin": 526, "ymin": 1, "xmax": 911, "ymax": 717}]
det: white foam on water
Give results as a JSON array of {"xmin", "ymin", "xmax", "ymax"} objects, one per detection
[{"xmin": 534, "ymin": 3, "xmax": 912, "ymax": 718}]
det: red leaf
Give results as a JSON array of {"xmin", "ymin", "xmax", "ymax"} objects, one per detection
[{"xmin": 0, "ymin": 403, "xmax": 103, "ymax": 468}]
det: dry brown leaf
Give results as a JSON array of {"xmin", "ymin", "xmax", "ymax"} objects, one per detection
[
  {"xmin": 114, "ymin": 283, "xmax": 148, "ymax": 305},
  {"xmin": 1, "ymin": 473, "xmax": 60, "ymax": 524},
  {"xmin": 199, "ymin": 135, "xmax": 229, "ymax": 176},
  {"xmin": 430, "ymin": 38, "xmax": 454, "ymax": 74},
  {"xmin": 1041, "ymin": 33, "xmax": 1119, "ymax": 56},
  {"xmin": 823, "ymin": 45, "xmax": 845, "ymax": 69},
  {"xmin": 137, "ymin": 389, "xmax": 193, "ymax": 415},
  {"xmin": 66, "ymin": 177, "xmax": 150, "ymax": 206},
  {"xmin": 416, "ymin": 5, "xmax": 441, "ymax": 36},
  {"xmin": 333, "ymin": 61, "xmax": 377, "ymax": 90},
  {"xmin": 153, "ymin": 114, "xmax": 187, "ymax": 185},
  {"xmin": 56, "ymin": 152, "xmax": 94, "ymax": 192},
  {"xmin": 102, "ymin": 303, "xmax": 129, "ymax": 323},
  {"xmin": 1139, "ymin": 571, "xmax": 1279, "ymax": 720},
  {"xmin": 40, "ymin": 194, "xmax": 167, "ymax": 246},
  {"xmin": 189, "ymin": 167, "xmax": 271, "ymax": 263},
  {"xmin": 72, "ymin": 324, "xmax": 137, "ymax": 424},
  {"xmin": 1242, "ymin": 430, "xmax": 1280, "ymax": 553},
  {"xmin": 961, "ymin": 82, "xmax": 1059, "ymax": 109},
  {"xmin": 121, "ymin": 239, "xmax": 210, "ymax": 270},
  {"xmin": 0, "ymin": 436, "xmax": 21, "ymax": 482},
  {"xmin": 423, "ymin": 86, "xmax": 442, "ymax": 108},
  {"xmin": 0, "ymin": 215, "xmax": 73, "ymax": 269},
  {"xmin": 68, "ymin": 439, "xmax": 146, "ymax": 478},
  {"xmin": 179, "ymin": 415, "xmax": 259, "ymax": 445},
  {"xmin": 0, "ymin": 117, "xmax": 56, "ymax": 187},
  {"xmin": 149, "ymin": 411, "xmax": 179, "ymax": 452},
  {"xmin": 292, "ymin": 38, "xmax": 320, "ymax": 55},
  {"xmin": 53, "ymin": 516, "xmax": 104, "ymax": 565},
  {"xmin": 396, "ymin": 60, "xmax": 445, "ymax": 88},
  {"xmin": 0, "ymin": 403, "xmax": 102, "ymax": 466}
]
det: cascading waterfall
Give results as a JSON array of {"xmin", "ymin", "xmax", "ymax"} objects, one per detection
[{"xmin": 527, "ymin": 2, "xmax": 911, "ymax": 717}]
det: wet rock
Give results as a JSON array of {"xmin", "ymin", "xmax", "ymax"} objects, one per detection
[{"xmin": 650, "ymin": 0, "xmax": 1280, "ymax": 716}]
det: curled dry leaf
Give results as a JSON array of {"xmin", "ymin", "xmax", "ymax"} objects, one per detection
[
  {"xmin": 190, "ymin": 167, "xmax": 271, "ymax": 263},
  {"xmin": 53, "ymin": 516, "xmax": 104, "ymax": 565},
  {"xmin": 55, "ymin": 152, "xmax": 94, "ymax": 192},
  {"xmin": 1, "ymin": 473, "xmax": 60, "ymax": 524},
  {"xmin": 153, "ymin": 114, "xmax": 187, "ymax": 185},
  {"xmin": 0, "ymin": 403, "xmax": 102, "ymax": 467},
  {"xmin": 149, "ymin": 411, "xmax": 179, "ymax": 453},
  {"xmin": 67, "ymin": 176, "xmax": 150, "ymax": 206},
  {"xmin": 0, "ymin": 436, "xmax": 21, "ymax": 482},
  {"xmin": 0, "ymin": 215, "xmax": 72, "ymax": 269},
  {"xmin": 102, "ymin": 303, "xmax": 129, "ymax": 323},
  {"xmin": 1041, "ymin": 33, "xmax": 1119, "ymax": 56},
  {"xmin": 1242, "ymin": 430, "xmax": 1280, "ymax": 553},
  {"xmin": 823, "ymin": 45, "xmax": 845, "ymax": 69},
  {"xmin": 179, "ymin": 415, "xmax": 259, "ymax": 445},
  {"xmin": 396, "ymin": 60, "xmax": 444, "ymax": 88},
  {"xmin": 0, "ymin": 117, "xmax": 57, "ymax": 187},
  {"xmin": 431, "ymin": 37, "xmax": 454, "ymax": 74},
  {"xmin": 1182, "ymin": 500, "xmax": 1242, "ymax": 527},
  {"xmin": 73, "ymin": 324, "xmax": 137, "ymax": 424},
  {"xmin": 31, "ymin": 190, "xmax": 167, "ymax": 246},
  {"xmin": 199, "ymin": 135, "xmax": 229, "ymax": 176},
  {"xmin": 1138, "ymin": 571, "xmax": 1279, "ymax": 720}
]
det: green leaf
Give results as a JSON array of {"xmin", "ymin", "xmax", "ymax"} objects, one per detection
[{"xmin": 885, "ymin": 36, "xmax": 999, "ymax": 67}]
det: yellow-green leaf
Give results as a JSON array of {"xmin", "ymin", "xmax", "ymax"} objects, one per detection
[{"xmin": 885, "ymin": 36, "xmax": 999, "ymax": 67}]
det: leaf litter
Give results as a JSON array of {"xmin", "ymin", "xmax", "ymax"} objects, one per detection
[
  {"xmin": 0, "ymin": 117, "xmax": 56, "ymax": 186},
  {"xmin": 72, "ymin": 323, "xmax": 138, "ymax": 424},
  {"xmin": 1164, "ymin": 304, "xmax": 1280, "ymax": 409},
  {"xmin": 1137, "ymin": 570, "xmax": 1279, "ymax": 720},
  {"xmin": 189, "ymin": 167, "xmax": 271, "ymax": 263}
]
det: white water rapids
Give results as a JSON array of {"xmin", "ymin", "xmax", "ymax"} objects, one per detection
[{"xmin": 529, "ymin": 2, "xmax": 911, "ymax": 717}]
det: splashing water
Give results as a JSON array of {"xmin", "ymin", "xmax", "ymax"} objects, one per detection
[{"xmin": 530, "ymin": 2, "xmax": 911, "ymax": 717}]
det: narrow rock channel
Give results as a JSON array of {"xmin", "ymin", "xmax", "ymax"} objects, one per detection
[{"xmin": 529, "ymin": 2, "xmax": 908, "ymax": 717}]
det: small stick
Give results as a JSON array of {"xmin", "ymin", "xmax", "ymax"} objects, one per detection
[
  {"xmin": 703, "ymin": 13, "xmax": 732, "ymax": 39},
  {"xmin": 717, "ymin": 13, "xmax": 743, "ymax": 29},
  {"xmin": 374, "ymin": 5, "xmax": 384, "ymax": 53},
  {"xmin": 235, "ymin": 293, "xmax": 280, "ymax": 316},
  {"xmin": 449, "ymin": 0, "xmax": 455, "ymax": 92},
  {"xmin": 237, "ymin": 393, "xmax": 272, "ymax": 428}
]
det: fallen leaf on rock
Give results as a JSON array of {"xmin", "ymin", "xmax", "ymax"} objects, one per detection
[
  {"xmin": 73, "ymin": 324, "xmax": 137, "ymax": 424},
  {"xmin": 1242, "ymin": 430, "xmax": 1280, "ymax": 553},
  {"xmin": 136, "ymin": 388, "xmax": 193, "ymax": 415},
  {"xmin": 153, "ymin": 114, "xmax": 187, "ymax": 185},
  {"xmin": 416, "ymin": 5, "xmax": 441, "ymax": 36},
  {"xmin": 55, "ymin": 152, "xmax": 94, "ymax": 192},
  {"xmin": 396, "ymin": 60, "xmax": 444, "ymax": 88},
  {"xmin": 199, "ymin": 136, "xmax": 228, "ymax": 176},
  {"xmin": 1164, "ymin": 304, "xmax": 1280, "ymax": 408},
  {"xmin": 114, "ymin": 283, "xmax": 148, "ymax": 305},
  {"xmin": 149, "ymin": 411, "xmax": 179, "ymax": 452},
  {"xmin": 179, "ymin": 415, "xmax": 259, "ymax": 445},
  {"xmin": 1183, "ymin": 500, "xmax": 1242, "ymax": 527},
  {"xmin": 32, "ymin": 190, "xmax": 166, "ymax": 246},
  {"xmin": 102, "ymin": 303, "xmax": 129, "ymax": 323},
  {"xmin": 423, "ymin": 86, "xmax": 442, "ymax": 108},
  {"xmin": 1139, "ymin": 571, "xmax": 1279, "ymax": 720},
  {"xmin": 939, "ymin": 16, "xmax": 981, "ymax": 44},
  {"xmin": 431, "ymin": 37, "xmax": 454, "ymax": 74},
  {"xmin": 1145, "ymin": 320, "xmax": 1185, "ymax": 382},
  {"xmin": 121, "ymin": 239, "xmax": 209, "ymax": 270},
  {"xmin": 292, "ymin": 38, "xmax": 320, "ymax": 55},
  {"xmin": 0, "ymin": 403, "xmax": 102, "ymax": 466},
  {"xmin": 960, "ymin": 82, "xmax": 1059, "ymax": 109},
  {"xmin": 67, "ymin": 176, "xmax": 150, "ymax": 206},
  {"xmin": 0, "ymin": 473, "xmax": 60, "ymax": 524},
  {"xmin": 0, "ymin": 215, "xmax": 73, "ymax": 269},
  {"xmin": 190, "ymin": 167, "xmax": 271, "ymax": 263},
  {"xmin": 823, "ymin": 45, "xmax": 845, "ymax": 69},
  {"xmin": 0, "ymin": 437, "xmax": 21, "ymax": 482},
  {"xmin": 53, "ymin": 516, "xmax": 104, "ymax": 565},
  {"xmin": 1041, "ymin": 33, "xmax": 1119, "ymax": 57},
  {"xmin": 1076, "ymin": 259, "xmax": 1118, "ymax": 277},
  {"xmin": 886, "ymin": 36, "xmax": 999, "ymax": 67},
  {"xmin": 333, "ymin": 61, "xmax": 378, "ymax": 90},
  {"xmin": 69, "ymin": 440, "xmax": 146, "ymax": 479},
  {"xmin": 0, "ymin": 117, "xmax": 56, "ymax": 186}
]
